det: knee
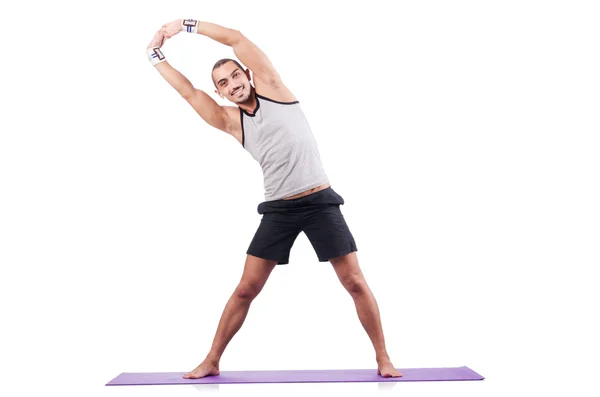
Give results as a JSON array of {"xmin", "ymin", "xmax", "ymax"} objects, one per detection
[
  {"xmin": 234, "ymin": 282, "xmax": 261, "ymax": 301},
  {"xmin": 342, "ymin": 276, "xmax": 367, "ymax": 295}
]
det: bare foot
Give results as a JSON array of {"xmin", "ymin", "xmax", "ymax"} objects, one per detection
[
  {"xmin": 183, "ymin": 360, "xmax": 220, "ymax": 379},
  {"xmin": 377, "ymin": 358, "xmax": 403, "ymax": 378}
]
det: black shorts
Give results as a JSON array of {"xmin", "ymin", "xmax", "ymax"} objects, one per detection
[{"xmin": 246, "ymin": 187, "xmax": 358, "ymax": 265}]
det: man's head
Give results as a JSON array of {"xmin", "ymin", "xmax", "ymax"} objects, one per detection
[{"xmin": 212, "ymin": 58, "xmax": 253, "ymax": 104}]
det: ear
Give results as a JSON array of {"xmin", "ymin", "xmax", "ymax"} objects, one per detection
[
  {"xmin": 245, "ymin": 68, "xmax": 252, "ymax": 81},
  {"xmin": 214, "ymin": 89, "xmax": 223, "ymax": 98}
]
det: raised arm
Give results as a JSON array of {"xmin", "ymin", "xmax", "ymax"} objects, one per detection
[
  {"xmin": 161, "ymin": 19, "xmax": 285, "ymax": 89},
  {"xmin": 146, "ymin": 30, "xmax": 237, "ymax": 136}
]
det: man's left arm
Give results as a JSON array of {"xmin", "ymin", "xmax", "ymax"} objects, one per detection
[{"xmin": 161, "ymin": 19, "xmax": 284, "ymax": 89}]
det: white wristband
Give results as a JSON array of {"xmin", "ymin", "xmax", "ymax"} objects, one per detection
[
  {"xmin": 181, "ymin": 19, "xmax": 199, "ymax": 33},
  {"xmin": 147, "ymin": 46, "xmax": 166, "ymax": 66}
]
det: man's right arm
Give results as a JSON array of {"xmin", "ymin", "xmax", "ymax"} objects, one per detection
[
  {"xmin": 154, "ymin": 62, "xmax": 232, "ymax": 133},
  {"xmin": 146, "ymin": 27, "xmax": 235, "ymax": 136}
]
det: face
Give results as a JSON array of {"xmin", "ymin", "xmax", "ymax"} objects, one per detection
[{"xmin": 213, "ymin": 61, "xmax": 253, "ymax": 104}]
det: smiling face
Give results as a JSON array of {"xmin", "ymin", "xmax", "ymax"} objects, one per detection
[{"xmin": 212, "ymin": 60, "xmax": 253, "ymax": 104}]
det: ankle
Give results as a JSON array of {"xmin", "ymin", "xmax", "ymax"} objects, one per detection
[
  {"xmin": 205, "ymin": 353, "xmax": 221, "ymax": 366},
  {"xmin": 376, "ymin": 353, "xmax": 391, "ymax": 363}
]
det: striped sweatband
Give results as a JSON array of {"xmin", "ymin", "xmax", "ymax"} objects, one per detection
[
  {"xmin": 147, "ymin": 46, "xmax": 166, "ymax": 66},
  {"xmin": 182, "ymin": 19, "xmax": 199, "ymax": 33}
]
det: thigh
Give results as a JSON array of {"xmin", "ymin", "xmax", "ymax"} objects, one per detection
[
  {"xmin": 329, "ymin": 251, "xmax": 366, "ymax": 292},
  {"xmin": 238, "ymin": 254, "xmax": 278, "ymax": 293},
  {"xmin": 302, "ymin": 205, "xmax": 357, "ymax": 262}
]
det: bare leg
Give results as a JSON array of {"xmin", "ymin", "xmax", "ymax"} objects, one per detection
[
  {"xmin": 184, "ymin": 254, "xmax": 278, "ymax": 379},
  {"xmin": 330, "ymin": 251, "xmax": 402, "ymax": 378}
]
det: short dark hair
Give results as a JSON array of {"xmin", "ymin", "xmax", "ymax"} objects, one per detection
[{"xmin": 211, "ymin": 58, "xmax": 245, "ymax": 86}]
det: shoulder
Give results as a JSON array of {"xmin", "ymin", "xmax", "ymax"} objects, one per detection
[
  {"xmin": 255, "ymin": 92, "xmax": 299, "ymax": 106},
  {"xmin": 224, "ymin": 105, "xmax": 243, "ymax": 120},
  {"xmin": 253, "ymin": 73, "xmax": 298, "ymax": 103}
]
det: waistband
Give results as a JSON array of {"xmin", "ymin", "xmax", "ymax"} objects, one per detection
[{"xmin": 257, "ymin": 186, "xmax": 345, "ymax": 214}]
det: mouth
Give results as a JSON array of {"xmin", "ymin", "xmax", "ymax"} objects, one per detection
[{"xmin": 231, "ymin": 87, "xmax": 243, "ymax": 96}]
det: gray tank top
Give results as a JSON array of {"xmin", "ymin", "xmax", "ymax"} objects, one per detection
[{"xmin": 240, "ymin": 92, "xmax": 330, "ymax": 201}]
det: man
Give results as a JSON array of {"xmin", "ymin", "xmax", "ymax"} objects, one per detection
[{"xmin": 146, "ymin": 19, "xmax": 402, "ymax": 379}]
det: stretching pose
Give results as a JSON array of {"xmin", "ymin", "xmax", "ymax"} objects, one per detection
[{"xmin": 146, "ymin": 19, "xmax": 402, "ymax": 378}]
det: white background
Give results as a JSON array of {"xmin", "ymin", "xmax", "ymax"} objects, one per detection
[{"xmin": 1, "ymin": 0, "xmax": 599, "ymax": 396}]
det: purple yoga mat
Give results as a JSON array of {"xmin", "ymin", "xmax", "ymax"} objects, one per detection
[{"xmin": 106, "ymin": 366, "xmax": 484, "ymax": 385}]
